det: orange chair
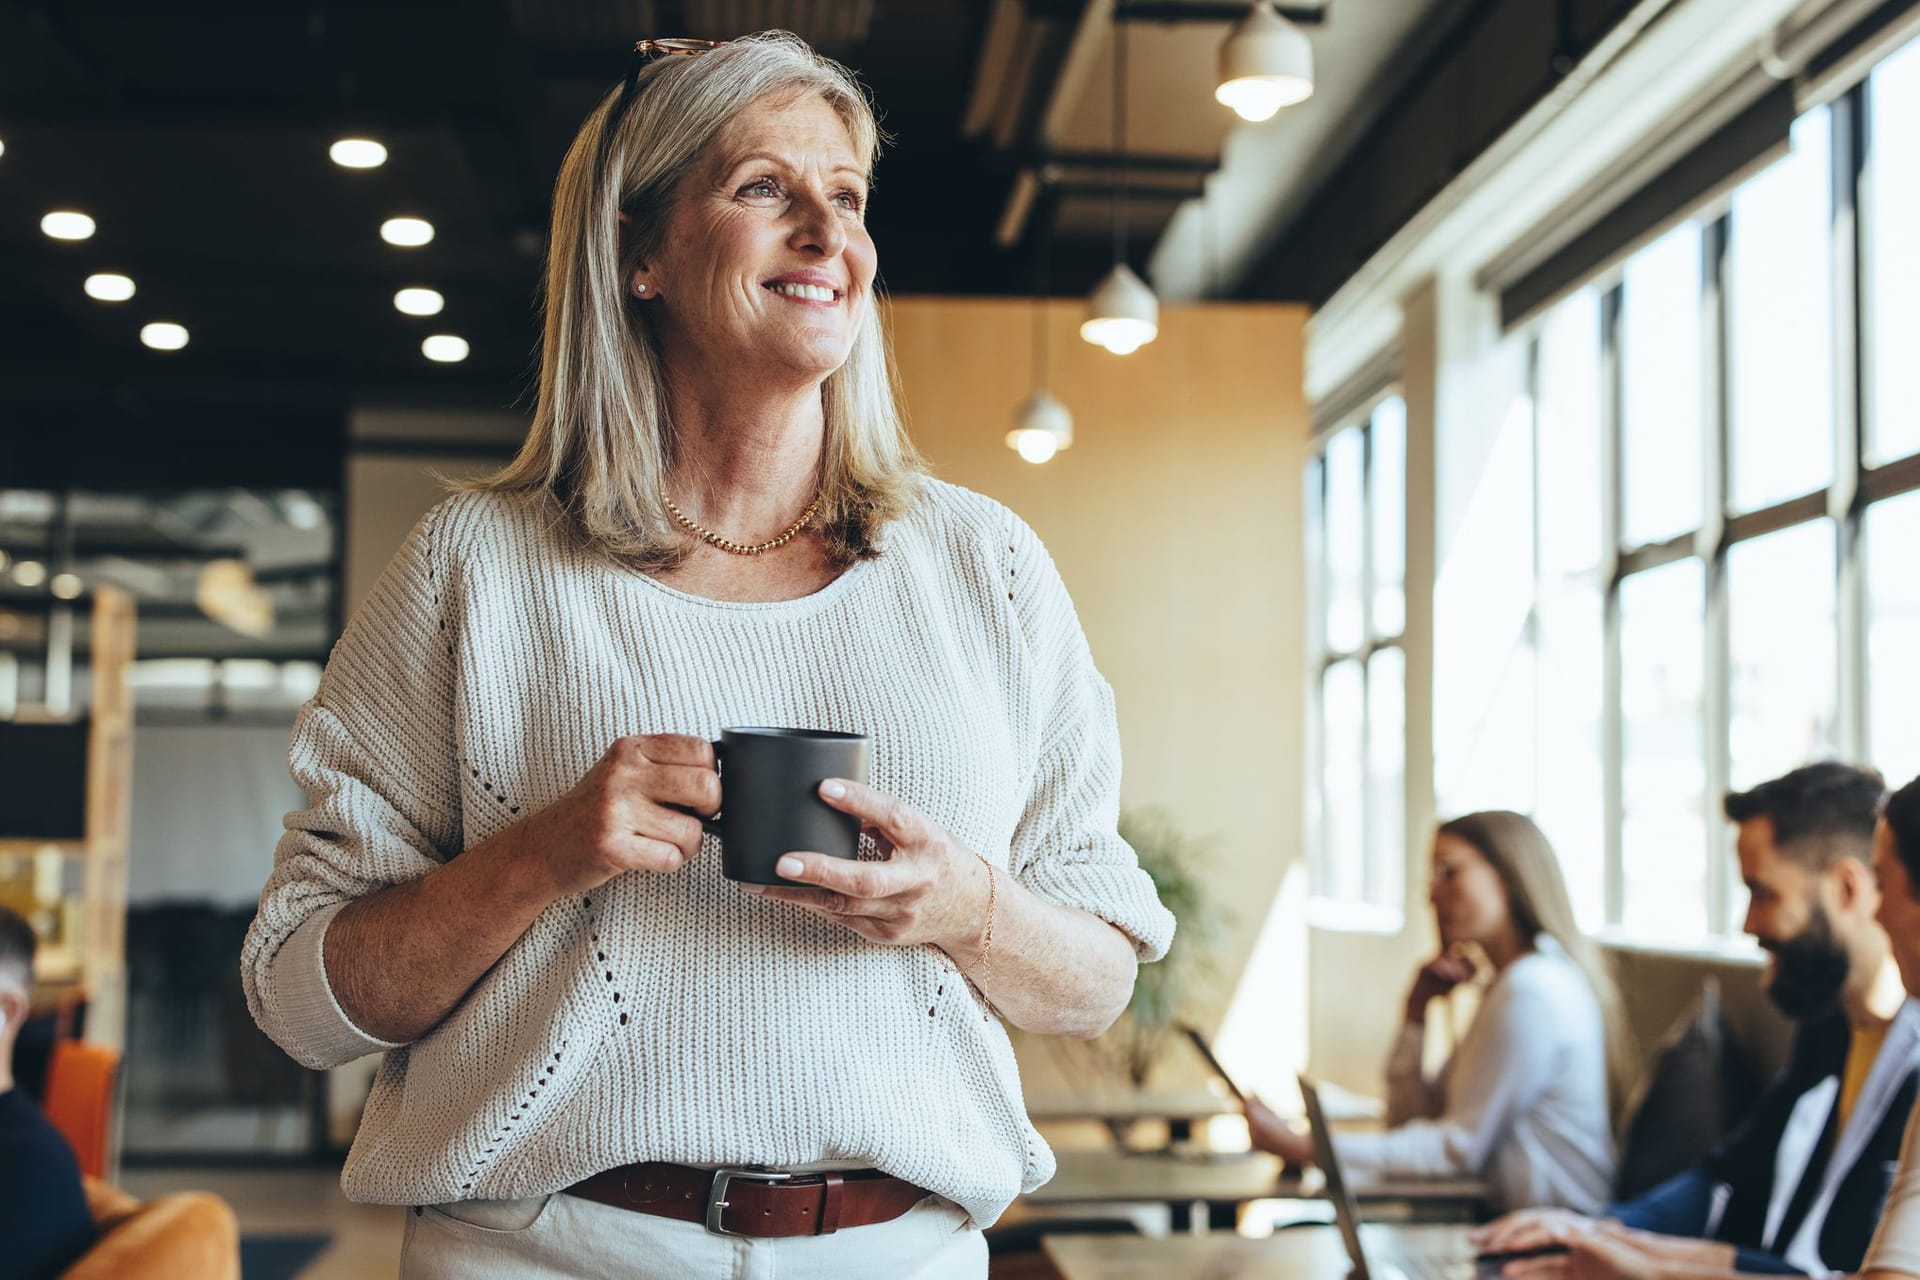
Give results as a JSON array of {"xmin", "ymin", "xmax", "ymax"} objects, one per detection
[
  {"xmin": 62, "ymin": 1177, "xmax": 240, "ymax": 1280},
  {"xmin": 44, "ymin": 1040, "xmax": 121, "ymax": 1179}
]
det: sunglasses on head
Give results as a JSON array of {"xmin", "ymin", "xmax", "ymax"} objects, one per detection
[{"xmin": 597, "ymin": 37, "xmax": 730, "ymax": 185}]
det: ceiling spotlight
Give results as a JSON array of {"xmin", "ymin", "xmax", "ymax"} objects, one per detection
[
  {"xmin": 422, "ymin": 334, "xmax": 469, "ymax": 363},
  {"xmin": 329, "ymin": 137, "xmax": 388, "ymax": 169},
  {"xmin": 1081, "ymin": 263, "xmax": 1159, "ymax": 356},
  {"xmin": 12, "ymin": 560, "xmax": 46, "ymax": 588},
  {"xmin": 141, "ymin": 322, "xmax": 190, "ymax": 351},
  {"xmin": 0, "ymin": 138, "xmax": 7, "ymax": 159},
  {"xmin": 1006, "ymin": 392, "xmax": 1074, "ymax": 465},
  {"xmin": 381, "ymin": 217, "xmax": 435, "ymax": 247},
  {"xmin": 49, "ymin": 573, "xmax": 83, "ymax": 600},
  {"xmin": 84, "ymin": 272, "xmax": 136, "ymax": 302},
  {"xmin": 41, "ymin": 211, "xmax": 96, "ymax": 241},
  {"xmin": 1216, "ymin": 2, "xmax": 1315, "ymax": 122},
  {"xmin": 394, "ymin": 287, "xmax": 445, "ymax": 316}
]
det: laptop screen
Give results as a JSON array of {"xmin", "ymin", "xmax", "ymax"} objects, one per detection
[
  {"xmin": 1298, "ymin": 1074, "xmax": 1374, "ymax": 1280},
  {"xmin": 1180, "ymin": 1024, "xmax": 1247, "ymax": 1106}
]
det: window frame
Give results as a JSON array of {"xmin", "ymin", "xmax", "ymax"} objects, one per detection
[
  {"xmin": 1307, "ymin": 390, "xmax": 1409, "ymax": 926},
  {"xmin": 1522, "ymin": 73, "xmax": 1920, "ymax": 945}
]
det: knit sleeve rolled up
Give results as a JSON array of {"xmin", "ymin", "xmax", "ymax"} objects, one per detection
[
  {"xmin": 1002, "ymin": 513, "xmax": 1175, "ymax": 962},
  {"xmin": 241, "ymin": 503, "xmax": 465, "ymax": 1070}
]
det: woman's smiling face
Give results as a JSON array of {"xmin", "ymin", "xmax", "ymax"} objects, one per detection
[{"xmin": 643, "ymin": 92, "xmax": 875, "ymax": 386}]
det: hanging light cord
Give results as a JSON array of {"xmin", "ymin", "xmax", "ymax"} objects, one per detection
[
  {"xmin": 1112, "ymin": 14, "xmax": 1129, "ymax": 268},
  {"xmin": 1033, "ymin": 195, "xmax": 1051, "ymax": 390}
]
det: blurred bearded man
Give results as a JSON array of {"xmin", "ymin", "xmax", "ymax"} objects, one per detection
[{"xmin": 1474, "ymin": 763, "xmax": 1917, "ymax": 1276}]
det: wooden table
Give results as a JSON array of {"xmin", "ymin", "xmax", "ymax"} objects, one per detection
[
  {"xmin": 1024, "ymin": 1151, "xmax": 1490, "ymax": 1231},
  {"xmin": 1044, "ymin": 1223, "xmax": 1479, "ymax": 1279},
  {"xmin": 1027, "ymin": 1086, "xmax": 1243, "ymax": 1125},
  {"xmin": 1028, "ymin": 1086, "xmax": 1244, "ymax": 1146}
]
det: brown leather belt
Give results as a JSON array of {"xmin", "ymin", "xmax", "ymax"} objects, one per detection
[{"xmin": 563, "ymin": 1161, "xmax": 931, "ymax": 1238}]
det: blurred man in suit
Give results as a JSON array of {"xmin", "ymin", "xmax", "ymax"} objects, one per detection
[{"xmin": 0, "ymin": 904, "xmax": 94, "ymax": 1278}]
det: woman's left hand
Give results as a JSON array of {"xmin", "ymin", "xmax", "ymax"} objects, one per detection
[{"xmin": 744, "ymin": 778, "xmax": 991, "ymax": 963}]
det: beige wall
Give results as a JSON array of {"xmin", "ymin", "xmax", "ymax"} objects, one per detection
[{"xmin": 886, "ymin": 296, "xmax": 1311, "ymax": 1096}]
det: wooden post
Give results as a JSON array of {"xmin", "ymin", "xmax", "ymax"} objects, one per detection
[{"xmin": 81, "ymin": 584, "xmax": 135, "ymax": 1056}]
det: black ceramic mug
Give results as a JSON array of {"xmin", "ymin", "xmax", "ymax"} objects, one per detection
[{"xmin": 710, "ymin": 727, "xmax": 871, "ymax": 884}]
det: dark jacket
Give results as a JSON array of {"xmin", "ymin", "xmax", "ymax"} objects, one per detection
[
  {"xmin": 1613, "ymin": 999, "xmax": 1920, "ymax": 1275},
  {"xmin": 0, "ymin": 1085, "xmax": 95, "ymax": 1279}
]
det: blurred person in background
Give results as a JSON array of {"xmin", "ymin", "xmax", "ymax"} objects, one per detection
[
  {"xmin": 1481, "ymin": 763, "xmax": 1917, "ymax": 1277},
  {"xmin": 1247, "ymin": 810, "xmax": 1631, "ymax": 1215},
  {"xmin": 0, "ymin": 904, "xmax": 94, "ymax": 1279}
]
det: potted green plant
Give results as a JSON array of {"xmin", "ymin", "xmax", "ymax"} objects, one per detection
[{"xmin": 1092, "ymin": 807, "xmax": 1229, "ymax": 1089}]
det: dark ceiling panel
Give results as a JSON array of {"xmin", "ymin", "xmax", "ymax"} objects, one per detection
[
  {"xmin": 0, "ymin": 0, "xmax": 1009, "ymax": 406},
  {"xmin": 1243, "ymin": 0, "xmax": 1646, "ymax": 304}
]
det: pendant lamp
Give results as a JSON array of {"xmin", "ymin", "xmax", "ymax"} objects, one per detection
[
  {"xmin": 1082, "ymin": 17, "xmax": 1158, "ymax": 355},
  {"xmin": 1010, "ymin": 219, "xmax": 1074, "ymax": 463},
  {"xmin": 1216, "ymin": 2, "xmax": 1315, "ymax": 123}
]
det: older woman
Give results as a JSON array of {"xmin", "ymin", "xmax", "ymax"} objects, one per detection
[{"xmin": 241, "ymin": 31, "xmax": 1174, "ymax": 1280}]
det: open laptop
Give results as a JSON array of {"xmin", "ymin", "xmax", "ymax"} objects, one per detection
[{"xmin": 1298, "ymin": 1074, "xmax": 1510, "ymax": 1280}]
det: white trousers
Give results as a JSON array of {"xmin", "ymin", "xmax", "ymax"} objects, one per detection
[{"xmin": 399, "ymin": 1189, "xmax": 988, "ymax": 1280}]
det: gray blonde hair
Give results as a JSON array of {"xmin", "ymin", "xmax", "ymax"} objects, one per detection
[
  {"xmin": 459, "ymin": 30, "xmax": 924, "ymax": 569},
  {"xmin": 1439, "ymin": 810, "xmax": 1637, "ymax": 1123}
]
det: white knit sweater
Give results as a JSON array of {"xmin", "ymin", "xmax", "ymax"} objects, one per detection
[{"xmin": 241, "ymin": 478, "xmax": 1175, "ymax": 1226}]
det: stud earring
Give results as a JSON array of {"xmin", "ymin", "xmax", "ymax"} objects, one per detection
[{"xmin": 633, "ymin": 280, "xmax": 648, "ymax": 296}]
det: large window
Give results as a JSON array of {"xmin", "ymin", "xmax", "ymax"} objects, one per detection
[
  {"xmin": 1867, "ymin": 37, "xmax": 1920, "ymax": 465},
  {"xmin": 1308, "ymin": 395, "xmax": 1408, "ymax": 918},
  {"xmin": 1511, "ymin": 44, "xmax": 1920, "ymax": 945},
  {"xmin": 1534, "ymin": 291, "xmax": 1608, "ymax": 929}
]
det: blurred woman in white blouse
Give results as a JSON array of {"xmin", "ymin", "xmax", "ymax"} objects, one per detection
[{"xmin": 1247, "ymin": 811, "xmax": 1632, "ymax": 1214}]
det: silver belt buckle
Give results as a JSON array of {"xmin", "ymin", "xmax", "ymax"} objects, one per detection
[{"xmin": 705, "ymin": 1166, "xmax": 795, "ymax": 1236}]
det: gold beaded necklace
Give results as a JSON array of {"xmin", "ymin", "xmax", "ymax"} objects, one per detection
[{"xmin": 663, "ymin": 491, "xmax": 821, "ymax": 557}]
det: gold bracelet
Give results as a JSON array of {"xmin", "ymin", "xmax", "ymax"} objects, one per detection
[{"xmin": 972, "ymin": 855, "xmax": 998, "ymax": 987}]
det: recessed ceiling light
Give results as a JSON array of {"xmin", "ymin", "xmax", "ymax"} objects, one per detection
[
  {"xmin": 394, "ymin": 287, "xmax": 444, "ymax": 316},
  {"xmin": 12, "ymin": 560, "xmax": 46, "ymax": 588},
  {"xmin": 422, "ymin": 334, "xmax": 469, "ymax": 363},
  {"xmin": 141, "ymin": 321, "xmax": 189, "ymax": 351},
  {"xmin": 50, "ymin": 573, "xmax": 83, "ymax": 600},
  {"xmin": 0, "ymin": 138, "xmax": 7, "ymax": 160},
  {"xmin": 84, "ymin": 272, "xmax": 136, "ymax": 302},
  {"xmin": 381, "ymin": 217, "xmax": 434, "ymax": 247},
  {"xmin": 330, "ymin": 137, "xmax": 388, "ymax": 169},
  {"xmin": 41, "ymin": 211, "xmax": 96, "ymax": 240}
]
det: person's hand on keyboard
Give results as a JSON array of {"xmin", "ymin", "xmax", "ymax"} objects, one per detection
[{"xmin": 1470, "ymin": 1207, "xmax": 1591, "ymax": 1256}]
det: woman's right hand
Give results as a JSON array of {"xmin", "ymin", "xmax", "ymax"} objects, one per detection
[
  {"xmin": 1244, "ymin": 1094, "xmax": 1315, "ymax": 1168},
  {"xmin": 525, "ymin": 733, "xmax": 720, "ymax": 897},
  {"xmin": 1405, "ymin": 946, "xmax": 1475, "ymax": 1023}
]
